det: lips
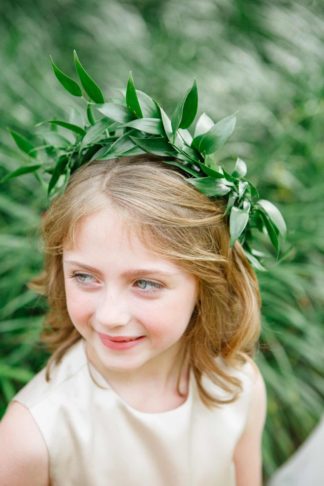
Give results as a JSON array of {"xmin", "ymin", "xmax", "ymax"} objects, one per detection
[
  {"xmin": 104, "ymin": 335, "xmax": 143, "ymax": 342},
  {"xmin": 97, "ymin": 332, "xmax": 145, "ymax": 351}
]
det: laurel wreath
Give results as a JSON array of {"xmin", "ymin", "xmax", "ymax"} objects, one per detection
[{"xmin": 1, "ymin": 50, "xmax": 287, "ymax": 270}]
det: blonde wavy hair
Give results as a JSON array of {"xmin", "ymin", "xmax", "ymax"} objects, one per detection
[{"xmin": 30, "ymin": 155, "xmax": 261, "ymax": 407}]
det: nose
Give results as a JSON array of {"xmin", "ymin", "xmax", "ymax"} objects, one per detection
[{"xmin": 94, "ymin": 286, "xmax": 131, "ymax": 329}]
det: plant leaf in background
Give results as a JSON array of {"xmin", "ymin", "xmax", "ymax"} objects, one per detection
[{"xmin": 0, "ymin": 164, "xmax": 42, "ymax": 183}]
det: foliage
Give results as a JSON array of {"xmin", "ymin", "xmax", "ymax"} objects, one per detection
[{"xmin": 0, "ymin": 0, "xmax": 323, "ymax": 478}]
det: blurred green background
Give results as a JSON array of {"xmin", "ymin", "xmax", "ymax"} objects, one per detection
[{"xmin": 0, "ymin": 0, "xmax": 323, "ymax": 479}]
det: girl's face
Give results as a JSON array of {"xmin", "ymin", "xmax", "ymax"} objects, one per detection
[{"xmin": 63, "ymin": 205, "xmax": 198, "ymax": 379}]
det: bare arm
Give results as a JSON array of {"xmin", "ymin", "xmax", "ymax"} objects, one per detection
[
  {"xmin": 0, "ymin": 401, "xmax": 50, "ymax": 486},
  {"xmin": 233, "ymin": 363, "xmax": 267, "ymax": 486}
]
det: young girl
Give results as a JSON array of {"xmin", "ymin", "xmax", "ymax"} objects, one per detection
[{"xmin": 0, "ymin": 155, "xmax": 266, "ymax": 486}]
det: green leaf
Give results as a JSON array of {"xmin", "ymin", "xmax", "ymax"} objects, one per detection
[
  {"xmin": 0, "ymin": 164, "xmax": 42, "ymax": 184},
  {"xmin": 163, "ymin": 160, "xmax": 200, "ymax": 177},
  {"xmin": 97, "ymin": 103, "xmax": 133, "ymax": 123},
  {"xmin": 204, "ymin": 154, "xmax": 218, "ymax": 171},
  {"xmin": 178, "ymin": 128, "xmax": 193, "ymax": 146},
  {"xmin": 160, "ymin": 106, "xmax": 173, "ymax": 141},
  {"xmin": 233, "ymin": 158, "xmax": 247, "ymax": 178},
  {"xmin": 120, "ymin": 146, "xmax": 145, "ymax": 157},
  {"xmin": 158, "ymin": 107, "xmax": 192, "ymax": 151},
  {"xmin": 176, "ymin": 145, "xmax": 200, "ymax": 163},
  {"xmin": 187, "ymin": 177, "xmax": 232, "ymax": 197},
  {"xmin": 248, "ymin": 181, "xmax": 259, "ymax": 200},
  {"xmin": 120, "ymin": 88, "xmax": 160, "ymax": 118},
  {"xmin": 49, "ymin": 120, "xmax": 86, "ymax": 136},
  {"xmin": 73, "ymin": 50, "xmax": 105, "ymax": 104},
  {"xmin": 130, "ymin": 136, "xmax": 175, "ymax": 156},
  {"xmin": 126, "ymin": 72, "xmax": 143, "ymax": 118},
  {"xmin": 244, "ymin": 250, "xmax": 266, "ymax": 271},
  {"xmin": 87, "ymin": 103, "xmax": 96, "ymax": 125},
  {"xmin": 108, "ymin": 135, "xmax": 135, "ymax": 155},
  {"xmin": 10, "ymin": 130, "xmax": 37, "ymax": 158},
  {"xmin": 258, "ymin": 199, "xmax": 287, "ymax": 237},
  {"xmin": 94, "ymin": 134, "xmax": 135, "ymax": 160},
  {"xmin": 136, "ymin": 90, "xmax": 160, "ymax": 118},
  {"xmin": 50, "ymin": 56, "xmax": 82, "ymax": 97},
  {"xmin": 229, "ymin": 204, "xmax": 250, "ymax": 246},
  {"xmin": 192, "ymin": 114, "xmax": 236, "ymax": 155},
  {"xmin": 252, "ymin": 209, "xmax": 265, "ymax": 233},
  {"xmin": 123, "ymin": 118, "xmax": 163, "ymax": 135},
  {"xmin": 48, "ymin": 156, "xmax": 69, "ymax": 195},
  {"xmin": 118, "ymin": 146, "xmax": 144, "ymax": 157},
  {"xmin": 81, "ymin": 118, "xmax": 112, "ymax": 146},
  {"xmin": 194, "ymin": 113, "xmax": 214, "ymax": 138},
  {"xmin": 194, "ymin": 160, "xmax": 225, "ymax": 178},
  {"xmin": 0, "ymin": 363, "xmax": 33, "ymax": 382},
  {"xmin": 221, "ymin": 168, "xmax": 237, "ymax": 183},
  {"xmin": 260, "ymin": 212, "xmax": 280, "ymax": 256},
  {"xmin": 1, "ymin": 377, "xmax": 16, "ymax": 402},
  {"xmin": 225, "ymin": 193, "xmax": 238, "ymax": 215},
  {"xmin": 238, "ymin": 181, "xmax": 249, "ymax": 199},
  {"xmin": 171, "ymin": 80, "xmax": 198, "ymax": 132}
]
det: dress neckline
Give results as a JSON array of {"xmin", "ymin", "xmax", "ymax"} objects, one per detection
[{"xmin": 80, "ymin": 339, "xmax": 194, "ymax": 416}]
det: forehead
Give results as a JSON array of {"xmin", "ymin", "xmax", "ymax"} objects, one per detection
[{"xmin": 64, "ymin": 206, "xmax": 176, "ymax": 271}]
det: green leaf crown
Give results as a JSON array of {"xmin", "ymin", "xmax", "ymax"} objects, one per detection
[{"xmin": 2, "ymin": 50, "xmax": 287, "ymax": 270}]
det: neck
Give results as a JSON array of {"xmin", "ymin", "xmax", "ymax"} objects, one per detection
[{"xmin": 86, "ymin": 341, "xmax": 190, "ymax": 411}]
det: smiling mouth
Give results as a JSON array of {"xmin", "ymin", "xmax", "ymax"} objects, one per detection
[
  {"xmin": 101, "ymin": 335, "xmax": 144, "ymax": 343},
  {"xmin": 97, "ymin": 332, "xmax": 146, "ymax": 350}
]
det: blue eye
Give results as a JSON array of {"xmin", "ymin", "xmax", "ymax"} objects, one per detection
[
  {"xmin": 70, "ymin": 272, "xmax": 94, "ymax": 284},
  {"xmin": 69, "ymin": 273, "xmax": 163, "ymax": 293},
  {"xmin": 136, "ymin": 279, "xmax": 163, "ymax": 292}
]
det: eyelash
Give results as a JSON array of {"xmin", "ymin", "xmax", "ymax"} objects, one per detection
[{"xmin": 68, "ymin": 272, "xmax": 163, "ymax": 293}]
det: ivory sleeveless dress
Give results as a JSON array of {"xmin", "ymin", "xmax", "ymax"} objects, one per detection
[{"xmin": 13, "ymin": 339, "xmax": 256, "ymax": 486}]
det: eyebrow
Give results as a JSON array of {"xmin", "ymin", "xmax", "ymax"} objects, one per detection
[{"xmin": 63, "ymin": 260, "xmax": 178, "ymax": 278}]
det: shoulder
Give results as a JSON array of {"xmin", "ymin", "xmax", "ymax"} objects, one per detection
[
  {"xmin": 14, "ymin": 339, "xmax": 87, "ymax": 409},
  {"xmin": 232, "ymin": 355, "xmax": 266, "ymax": 429},
  {"xmin": 0, "ymin": 401, "xmax": 49, "ymax": 486},
  {"xmin": 241, "ymin": 356, "xmax": 267, "ymax": 418},
  {"xmin": 232, "ymin": 359, "xmax": 267, "ymax": 486},
  {"xmin": 209, "ymin": 353, "xmax": 264, "ymax": 405},
  {"xmin": 240, "ymin": 355, "xmax": 265, "ymax": 393}
]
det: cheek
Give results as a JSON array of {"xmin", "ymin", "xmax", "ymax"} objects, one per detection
[
  {"xmin": 65, "ymin": 284, "xmax": 93, "ymax": 323},
  {"xmin": 144, "ymin": 301, "xmax": 193, "ymax": 342}
]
